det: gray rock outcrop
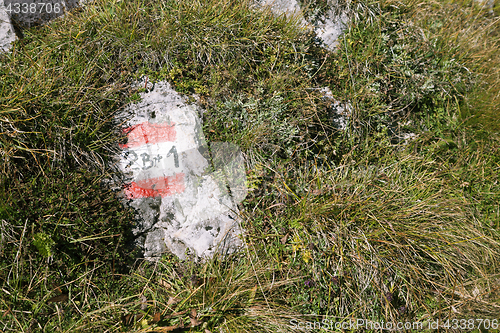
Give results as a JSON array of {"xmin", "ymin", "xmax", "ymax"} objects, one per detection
[
  {"xmin": 112, "ymin": 79, "xmax": 247, "ymax": 261},
  {"xmin": 255, "ymin": 0, "xmax": 349, "ymax": 50},
  {"xmin": 0, "ymin": 0, "xmax": 88, "ymax": 53}
]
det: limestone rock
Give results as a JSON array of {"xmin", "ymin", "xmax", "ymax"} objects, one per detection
[
  {"xmin": 112, "ymin": 79, "xmax": 247, "ymax": 261},
  {"xmin": 256, "ymin": 0, "xmax": 309, "ymax": 26},
  {"xmin": 257, "ymin": 0, "xmax": 303, "ymax": 15},
  {"xmin": 319, "ymin": 87, "xmax": 351, "ymax": 131},
  {"xmin": 0, "ymin": 0, "xmax": 17, "ymax": 52},
  {"xmin": 314, "ymin": 10, "xmax": 349, "ymax": 50},
  {"xmin": 255, "ymin": 0, "xmax": 349, "ymax": 51},
  {"xmin": 0, "ymin": 0, "xmax": 88, "ymax": 54}
]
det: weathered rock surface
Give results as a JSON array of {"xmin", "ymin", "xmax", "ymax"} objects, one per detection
[
  {"xmin": 315, "ymin": 10, "xmax": 349, "ymax": 50},
  {"xmin": 112, "ymin": 79, "xmax": 247, "ymax": 261},
  {"xmin": 0, "ymin": 0, "xmax": 16, "ymax": 52},
  {"xmin": 256, "ymin": 0, "xmax": 349, "ymax": 50},
  {"xmin": 256, "ymin": 1, "xmax": 352, "ymax": 132}
]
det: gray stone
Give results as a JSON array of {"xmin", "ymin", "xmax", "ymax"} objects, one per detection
[
  {"xmin": 257, "ymin": 0, "xmax": 304, "ymax": 15},
  {"xmin": 0, "ymin": 0, "xmax": 88, "ymax": 53},
  {"xmin": 318, "ymin": 87, "xmax": 351, "ymax": 131},
  {"xmin": 0, "ymin": 0, "xmax": 17, "ymax": 52},
  {"xmin": 314, "ymin": 10, "xmax": 349, "ymax": 50},
  {"xmin": 255, "ymin": 0, "xmax": 308, "ymax": 26},
  {"xmin": 112, "ymin": 79, "xmax": 247, "ymax": 261}
]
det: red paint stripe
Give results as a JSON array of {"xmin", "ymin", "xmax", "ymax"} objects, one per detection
[
  {"xmin": 119, "ymin": 122, "xmax": 176, "ymax": 149},
  {"xmin": 124, "ymin": 173, "xmax": 185, "ymax": 199}
]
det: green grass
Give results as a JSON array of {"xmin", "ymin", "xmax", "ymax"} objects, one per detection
[{"xmin": 0, "ymin": 0, "xmax": 499, "ymax": 331}]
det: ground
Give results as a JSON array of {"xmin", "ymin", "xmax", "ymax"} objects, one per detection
[{"xmin": 0, "ymin": 0, "xmax": 499, "ymax": 331}]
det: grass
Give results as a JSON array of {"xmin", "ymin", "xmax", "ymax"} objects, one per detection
[{"xmin": 0, "ymin": 0, "xmax": 499, "ymax": 331}]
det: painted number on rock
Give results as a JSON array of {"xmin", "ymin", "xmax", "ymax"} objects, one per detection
[
  {"xmin": 123, "ymin": 145, "xmax": 179, "ymax": 170},
  {"xmin": 120, "ymin": 121, "xmax": 185, "ymax": 199}
]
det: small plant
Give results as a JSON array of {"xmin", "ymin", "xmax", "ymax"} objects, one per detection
[
  {"xmin": 204, "ymin": 93, "xmax": 300, "ymax": 156},
  {"xmin": 32, "ymin": 232, "xmax": 55, "ymax": 258}
]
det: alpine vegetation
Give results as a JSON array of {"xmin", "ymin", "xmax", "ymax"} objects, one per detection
[{"xmin": 0, "ymin": 0, "xmax": 499, "ymax": 331}]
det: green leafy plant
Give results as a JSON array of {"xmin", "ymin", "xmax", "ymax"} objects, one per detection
[{"xmin": 32, "ymin": 232, "xmax": 55, "ymax": 258}]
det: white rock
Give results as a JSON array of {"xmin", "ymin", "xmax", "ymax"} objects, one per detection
[
  {"xmin": 258, "ymin": 0, "xmax": 303, "ymax": 15},
  {"xmin": 256, "ymin": 0, "xmax": 309, "ymax": 26},
  {"xmin": 113, "ymin": 79, "xmax": 247, "ymax": 261},
  {"xmin": 314, "ymin": 10, "xmax": 349, "ymax": 50},
  {"xmin": 0, "ymin": 0, "xmax": 88, "ymax": 54}
]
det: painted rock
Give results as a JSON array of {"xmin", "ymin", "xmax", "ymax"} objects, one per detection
[{"xmin": 113, "ymin": 79, "xmax": 247, "ymax": 261}]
